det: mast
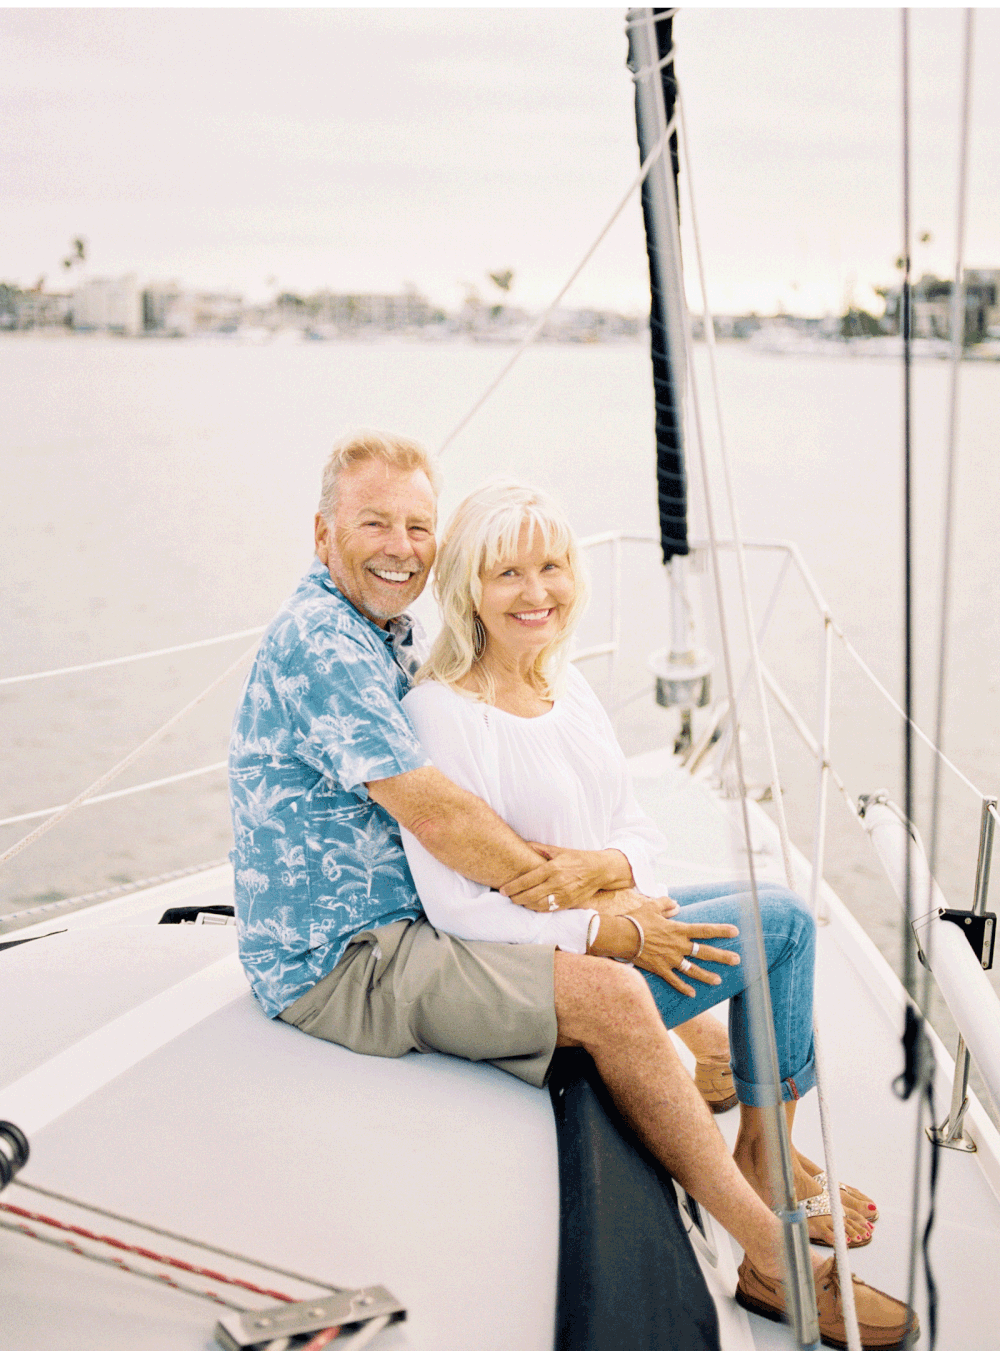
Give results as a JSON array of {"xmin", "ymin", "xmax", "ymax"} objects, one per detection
[
  {"xmin": 627, "ymin": 15, "xmax": 824, "ymax": 1347},
  {"xmin": 627, "ymin": 9, "xmax": 710, "ymax": 752}
]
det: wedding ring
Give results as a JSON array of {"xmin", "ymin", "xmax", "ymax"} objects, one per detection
[
  {"xmin": 547, "ymin": 894, "xmax": 558, "ymax": 912},
  {"xmin": 690, "ymin": 942, "xmax": 700, "ymax": 958},
  {"xmin": 679, "ymin": 958, "xmax": 692, "ymax": 974}
]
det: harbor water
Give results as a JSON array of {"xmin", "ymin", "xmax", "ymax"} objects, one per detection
[{"xmin": 2, "ymin": 332, "xmax": 998, "ymax": 1090}]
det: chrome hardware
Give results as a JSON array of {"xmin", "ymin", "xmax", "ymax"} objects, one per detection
[
  {"xmin": 214, "ymin": 1285, "xmax": 405, "ymax": 1350},
  {"xmin": 927, "ymin": 796, "xmax": 997, "ymax": 1151}
]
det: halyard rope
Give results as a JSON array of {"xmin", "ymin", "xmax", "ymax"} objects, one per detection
[
  {"xmin": 0, "ymin": 1213, "xmax": 247, "ymax": 1311},
  {"xmin": 677, "ymin": 85, "xmax": 862, "ymax": 1351},
  {"xmin": 437, "ymin": 125, "xmax": 673, "ymax": 455}
]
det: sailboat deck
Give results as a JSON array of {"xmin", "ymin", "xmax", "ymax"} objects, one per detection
[{"xmin": 2, "ymin": 750, "xmax": 999, "ymax": 1350}]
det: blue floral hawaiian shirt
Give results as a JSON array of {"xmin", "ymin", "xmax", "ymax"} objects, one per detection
[{"xmin": 229, "ymin": 556, "xmax": 430, "ymax": 1017}]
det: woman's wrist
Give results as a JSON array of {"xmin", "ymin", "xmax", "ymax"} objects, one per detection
[
  {"xmin": 600, "ymin": 848, "xmax": 635, "ymax": 891},
  {"xmin": 586, "ymin": 913, "xmax": 643, "ymax": 962}
]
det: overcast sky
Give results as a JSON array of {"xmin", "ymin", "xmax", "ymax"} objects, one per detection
[{"xmin": 3, "ymin": 6, "xmax": 997, "ymax": 316}]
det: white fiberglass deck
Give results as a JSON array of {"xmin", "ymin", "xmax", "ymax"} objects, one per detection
[{"xmin": 1, "ymin": 752, "xmax": 999, "ymax": 1350}]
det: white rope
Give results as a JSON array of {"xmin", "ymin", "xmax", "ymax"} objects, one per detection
[
  {"xmin": 678, "ymin": 89, "xmax": 862, "ymax": 1350},
  {"xmin": 906, "ymin": 9, "xmax": 976, "ymax": 1325},
  {"xmin": 0, "ymin": 642, "xmax": 257, "ymax": 870},
  {"xmin": 0, "ymin": 626, "xmax": 266, "ymax": 688},
  {"xmin": 436, "ymin": 126, "xmax": 673, "ymax": 455},
  {"xmin": 0, "ymin": 761, "xmax": 228, "ymax": 829},
  {"xmin": 924, "ymin": 5, "xmax": 974, "ymax": 973}
]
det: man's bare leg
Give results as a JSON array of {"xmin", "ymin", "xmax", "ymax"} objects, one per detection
[{"xmin": 553, "ymin": 952, "xmax": 820, "ymax": 1280}]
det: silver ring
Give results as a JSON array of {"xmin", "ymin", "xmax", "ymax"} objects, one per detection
[
  {"xmin": 679, "ymin": 958, "xmax": 692, "ymax": 974},
  {"xmin": 690, "ymin": 942, "xmax": 700, "ymax": 958},
  {"xmin": 547, "ymin": 894, "xmax": 557, "ymax": 912}
]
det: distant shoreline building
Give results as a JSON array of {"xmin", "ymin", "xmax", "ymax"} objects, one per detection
[
  {"xmin": 72, "ymin": 275, "xmax": 142, "ymax": 336},
  {"xmin": 879, "ymin": 270, "xmax": 1000, "ymax": 344}
]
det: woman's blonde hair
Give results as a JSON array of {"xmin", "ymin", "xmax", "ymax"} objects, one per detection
[{"xmin": 416, "ymin": 479, "xmax": 590, "ymax": 703}]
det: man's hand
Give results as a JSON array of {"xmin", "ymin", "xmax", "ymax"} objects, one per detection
[
  {"xmin": 585, "ymin": 888, "xmax": 679, "ymax": 917},
  {"xmin": 499, "ymin": 845, "xmax": 633, "ymax": 911}
]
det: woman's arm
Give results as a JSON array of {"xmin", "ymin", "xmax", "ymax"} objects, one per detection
[
  {"xmin": 400, "ymin": 820, "xmax": 593, "ymax": 951},
  {"xmin": 398, "ymin": 683, "xmax": 596, "ymax": 951}
]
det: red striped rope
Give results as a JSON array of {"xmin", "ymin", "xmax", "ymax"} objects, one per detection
[
  {"xmin": 0, "ymin": 1199, "xmax": 294, "ymax": 1304},
  {"xmin": 0, "ymin": 1213, "xmax": 244, "ymax": 1310}
]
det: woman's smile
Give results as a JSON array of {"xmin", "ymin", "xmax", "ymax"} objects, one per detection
[
  {"xmin": 508, "ymin": 606, "xmax": 556, "ymax": 626},
  {"xmin": 476, "ymin": 523, "xmax": 576, "ymax": 666}
]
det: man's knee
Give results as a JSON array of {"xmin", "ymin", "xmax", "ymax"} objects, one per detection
[{"xmin": 553, "ymin": 952, "xmax": 657, "ymax": 1046}]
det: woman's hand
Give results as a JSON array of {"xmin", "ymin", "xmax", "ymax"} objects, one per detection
[
  {"xmin": 635, "ymin": 903, "xmax": 740, "ymax": 996},
  {"xmin": 499, "ymin": 845, "xmax": 633, "ymax": 911},
  {"xmin": 588, "ymin": 902, "xmax": 740, "ymax": 997}
]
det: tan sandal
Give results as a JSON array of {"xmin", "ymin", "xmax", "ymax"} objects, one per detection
[
  {"xmin": 736, "ymin": 1254, "xmax": 917, "ymax": 1349},
  {"xmin": 694, "ymin": 1056, "xmax": 738, "ymax": 1113}
]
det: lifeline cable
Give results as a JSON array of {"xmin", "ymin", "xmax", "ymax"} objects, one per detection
[{"xmin": 0, "ymin": 640, "xmax": 259, "ymax": 869}]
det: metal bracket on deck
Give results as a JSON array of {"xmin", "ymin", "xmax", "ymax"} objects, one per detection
[{"xmin": 215, "ymin": 1286, "xmax": 405, "ymax": 1350}]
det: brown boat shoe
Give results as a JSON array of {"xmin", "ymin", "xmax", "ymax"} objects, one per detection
[
  {"xmin": 694, "ymin": 1056, "xmax": 738, "ymax": 1113},
  {"xmin": 735, "ymin": 1254, "xmax": 918, "ymax": 1350}
]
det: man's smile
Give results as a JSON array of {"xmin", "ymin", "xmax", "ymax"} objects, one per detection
[{"xmin": 368, "ymin": 565, "xmax": 420, "ymax": 584}]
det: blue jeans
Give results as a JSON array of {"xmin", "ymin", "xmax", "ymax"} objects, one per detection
[{"xmin": 639, "ymin": 881, "xmax": 816, "ymax": 1106}]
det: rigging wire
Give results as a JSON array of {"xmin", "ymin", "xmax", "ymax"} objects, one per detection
[
  {"xmin": 436, "ymin": 126, "xmax": 672, "ymax": 455},
  {"xmin": 902, "ymin": 12, "xmax": 975, "ymax": 1347},
  {"xmin": 675, "ymin": 87, "xmax": 860, "ymax": 1351}
]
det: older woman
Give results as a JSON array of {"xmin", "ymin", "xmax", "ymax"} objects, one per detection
[{"xmin": 400, "ymin": 478, "xmax": 878, "ymax": 1250}]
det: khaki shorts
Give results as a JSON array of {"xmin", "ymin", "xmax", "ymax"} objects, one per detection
[{"xmin": 278, "ymin": 917, "xmax": 558, "ymax": 1088}]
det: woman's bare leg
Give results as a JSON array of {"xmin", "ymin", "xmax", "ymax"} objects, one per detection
[
  {"xmin": 673, "ymin": 1010, "xmax": 730, "ymax": 1061},
  {"xmin": 732, "ymin": 1100, "xmax": 875, "ymax": 1246}
]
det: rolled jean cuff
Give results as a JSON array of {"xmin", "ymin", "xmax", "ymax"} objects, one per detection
[{"xmin": 732, "ymin": 1056, "xmax": 817, "ymax": 1107}]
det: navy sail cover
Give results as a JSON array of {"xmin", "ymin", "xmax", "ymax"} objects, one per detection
[{"xmin": 628, "ymin": 10, "xmax": 689, "ymax": 563}]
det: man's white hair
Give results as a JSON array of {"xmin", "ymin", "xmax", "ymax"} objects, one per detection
[{"xmin": 317, "ymin": 428, "xmax": 441, "ymax": 520}]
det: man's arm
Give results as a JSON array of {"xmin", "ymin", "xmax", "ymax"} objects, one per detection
[{"xmin": 366, "ymin": 765, "xmax": 631, "ymax": 908}]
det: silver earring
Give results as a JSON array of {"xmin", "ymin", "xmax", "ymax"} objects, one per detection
[{"xmin": 473, "ymin": 615, "xmax": 486, "ymax": 660}]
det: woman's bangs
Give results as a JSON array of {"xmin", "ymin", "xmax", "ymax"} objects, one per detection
[{"xmin": 478, "ymin": 505, "xmax": 572, "ymax": 575}]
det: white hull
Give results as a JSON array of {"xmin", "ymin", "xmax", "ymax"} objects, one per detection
[{"xmin": 3, "ymin": 750, "xmax": 999, "ymax": 1349}]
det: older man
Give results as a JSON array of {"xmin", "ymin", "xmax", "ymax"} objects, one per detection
[{"xmin": 229, "ymin": 429, "xmax": 913, "ymax": 1349}]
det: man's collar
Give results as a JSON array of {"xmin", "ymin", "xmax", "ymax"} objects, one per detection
[{"xmin": 307, "ymin": 555, "xmax": 417, "ymax": 649}]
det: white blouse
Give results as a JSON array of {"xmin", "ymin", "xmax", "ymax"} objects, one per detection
[{"xmin": 399, "ymin": 665, "xmax": 670, "ymax": 954}]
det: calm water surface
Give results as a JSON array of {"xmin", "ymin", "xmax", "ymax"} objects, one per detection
[{"xmin": 2, "ymin": 334, "xmax": 998, "ymax": 1063}]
